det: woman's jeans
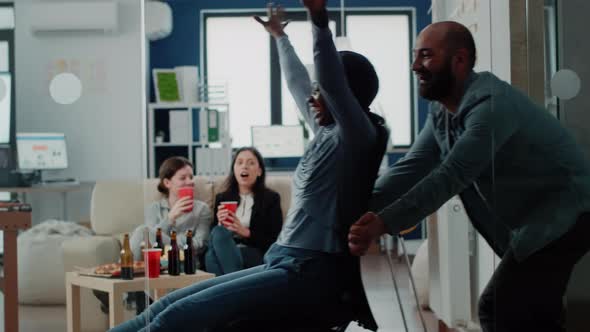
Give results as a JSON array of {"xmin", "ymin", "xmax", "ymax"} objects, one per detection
[
  {"xmin": 109, "ymin": 243, "xmax": 356, "ymax": 332},
  {"xmin": 478, "ymin": 213, "xmax": 590, "ymax": 332},
  {"xmin": 205, "ymin": 225, "xmax": 263, "ymax": 276}
]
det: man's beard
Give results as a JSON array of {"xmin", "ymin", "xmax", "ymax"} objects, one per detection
[{"xmin": 418, "ymin": 57, "xmax": 455, "ymax": 101}]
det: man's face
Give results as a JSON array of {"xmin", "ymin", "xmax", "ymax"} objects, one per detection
[
  {"xmin": 308, "ymin": 83, "xmax": 334, "ymax": 126},
  {"xmin": 412, "ymin": 28, "xmax": 455, "ymax": 101}
]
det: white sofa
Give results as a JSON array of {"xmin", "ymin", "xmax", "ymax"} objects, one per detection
[{"xmin": 61, "ymin": 175, "xmax": 292, "ymax": 332}]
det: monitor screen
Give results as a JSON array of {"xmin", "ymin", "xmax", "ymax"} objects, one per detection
[
  {"xmin": 0, "ymin": 73, "xmax": 12, "ymax": 144},
  {"xmin": 16, "ymin": 133, "xmax": 68, "ymax": 170},
  {"xmin": 251, "ymin": 125, "xmax": 305, "ymax": 158}
]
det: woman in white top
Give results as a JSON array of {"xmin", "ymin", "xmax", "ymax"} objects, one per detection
[{"xmin": 205, "ymin": 147, "xmax": 283, "ymax": 275}]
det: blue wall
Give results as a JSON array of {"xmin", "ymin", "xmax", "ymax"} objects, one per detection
[{"xmin": 150, "ymin": 0, "xmax": 432, "ymax": 163}]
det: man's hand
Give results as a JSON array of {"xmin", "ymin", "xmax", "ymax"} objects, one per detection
[
  {"xmin": 348, "ymin": 212, "xmax": 388, "ymax": 256},
  {"xmin": 254, "ymin": 3, "xmax": 290, "ymax": 38},
  {"xmin": 301, "ymin": 0, "xmax": 326, "ymax": 14}
]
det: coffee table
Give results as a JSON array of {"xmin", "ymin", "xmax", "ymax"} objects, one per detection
[{"xmin": 65, "ymin": 270, "xmax": 215, "ymax": 332}]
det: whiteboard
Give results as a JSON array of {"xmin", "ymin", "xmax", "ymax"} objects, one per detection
[{"xmin": 251, "ymin": 125, "xmax": 305, "ymax": 158}]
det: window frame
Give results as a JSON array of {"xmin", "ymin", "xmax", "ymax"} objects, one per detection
[
  {"xmin": 201, "ymin": 7, "xmax": 417, "ymax": 152},
  {"xmin": 0, "ymin": 3, "xmax": 15, "ymax": 150}
]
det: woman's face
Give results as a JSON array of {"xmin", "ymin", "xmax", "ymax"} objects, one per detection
[
  {"xmin": 308, "ymin": 83, "xmax": 333, "ymax": 126},
  {"xmin": 233, "ymin": 150, "xmax": 262, "ymax": 190},
  {"xmin": 164, "ymin": 165, "xmax": 194, "ymax": 195}
]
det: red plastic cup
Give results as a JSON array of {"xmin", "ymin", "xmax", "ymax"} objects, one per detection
[
  {"xmin": 220, "ymin": 201, "xmax": 238, "ymax": 214},
  {"xmin": 219, "ymin": 201, "xmax": 238, "ymax": 223},
  {"xmin": 143, "ymin": 249, "xmax": 161, "ymax": 278},
  {"xmin": 178, "ymin": 187, "xmax": 194, "ymax": 212}
]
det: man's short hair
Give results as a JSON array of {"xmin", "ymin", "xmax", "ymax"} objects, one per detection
[
  {"xmin": 444, "ymin": 23, "xmax": 477, "ymax": 69},
  {"xmin": 339, "ymin": 51, "xmax": 379, "ymax": 110}
]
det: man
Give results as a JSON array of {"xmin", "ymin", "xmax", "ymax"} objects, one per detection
[
  {"xmin": 348, "ymin": 21, "xmax": 590, "ymax": 332},
  {"xmin": 110, "ymin": 1, "xmax": 387, "ymax": 331}
]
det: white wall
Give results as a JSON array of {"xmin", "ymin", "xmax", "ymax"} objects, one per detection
[
  {"xmin": 431, "ymin": 0, "xmax": 510, "ymax": 328},
  {"xmin": 559, "ymin": 0, "xmax": 590, "ymax": 158},
  {"xmin": 560, "ymin": 0, "xmax": 590, "ymax": 318},
  {"xmin": 14, "ymin": 0, "xmax": 145, "ymax": 223}
]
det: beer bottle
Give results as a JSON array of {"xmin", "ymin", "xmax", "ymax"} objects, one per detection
[
  {"xmin": 183, "ymin": 230, "xmax": 195, "ymax": 274},
  {"xmin": 139, "ymin": 241, "xmax": 145, "ymax": 261},
  {"xmin": 120, "ymin": 234, "xmax": 134, "ymax": 280},
  {"xmin": 154, "ymin": 227, "xmax": 165, "ymax": 257},
  {"xmin": 167, "ymin": 231, "xmax": 180, "ymax": 276}
]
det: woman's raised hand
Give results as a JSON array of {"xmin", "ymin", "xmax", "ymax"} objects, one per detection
[
  {"xmin": 168, "ymin": 196, "xmax": 192, "ymax": 225},
  {"xmin": 254, "ymin": 3, "xmax": 290, "ymax": 38},
  {"xmin": 218, "ymin": 206, "xmax": 251, "ymax": 238}
]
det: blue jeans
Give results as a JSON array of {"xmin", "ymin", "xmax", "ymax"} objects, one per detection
[
  {"xmin": 205, "ymin": 225, "xmax": 264, "ymax": 276},
  {"xmin": 109, "ymin": 244, "xmax": 356, "ymax": 332}
]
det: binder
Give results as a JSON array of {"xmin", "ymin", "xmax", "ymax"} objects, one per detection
[
  {"xmin": 169, "ymin": 110, "xmax": 189, "ymax": 143},
  {"xmin": 208, "ymin": 109, "xmax": 219, "ymax": 142},
  {"xmin": 218, "ymin": 111, "xmax": 229, "ymax": 144},
  {"xmin": 191, "ymin": 108, "xmax": 199, "ymax": 142},
  {"xmin": 199, "ymin": 109, "xmax": 208, "ymax": 143}
]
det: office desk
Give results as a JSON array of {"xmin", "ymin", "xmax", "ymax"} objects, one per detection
[
  {"xmin": 0, "ymin": 182, "xmax": 94, "ymax": 220},
  {"xmin": 0, "ymin": 209, "xmax": 32, "ymax": 332}
]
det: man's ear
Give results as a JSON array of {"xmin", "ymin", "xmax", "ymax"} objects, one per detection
[{"xmin": 453, "ymin": 48, "xmax": 470, "ymax": 70}]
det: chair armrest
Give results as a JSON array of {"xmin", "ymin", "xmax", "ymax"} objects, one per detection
[{"xmin": 62, "ymin": 236, "xmax": 121, "ymax": 272}]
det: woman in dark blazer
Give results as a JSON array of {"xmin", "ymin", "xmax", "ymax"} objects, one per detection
[{"xmin": 205, "ymin": 147, "xmax": 283, "ymax": 275}]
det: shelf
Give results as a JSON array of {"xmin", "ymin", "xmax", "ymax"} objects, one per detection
[
  {"xmin": 147, "ymin": 91, "xmax": 231, "ymax": 177},
  {"xmin": 153, "ymin": 143, "xmax": 189, "ymax": 147},
  {"xmin": 148, "ymin": 101, "xmax": 229, "ymax": 109},
  {"xmin": 153, "ymin": 141, "xmax": 229, "ymax": 147}
]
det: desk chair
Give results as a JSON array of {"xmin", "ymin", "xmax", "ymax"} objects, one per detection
[{"xmin": 385, "ymin": 225, "xmax": 428, "ymax": 332}]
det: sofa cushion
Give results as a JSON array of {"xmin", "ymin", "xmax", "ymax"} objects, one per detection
[
  {"xmin": 91, "ymin": 181, "xmax": 145, "ymax": 235},
  {"xmin": 265, "ymin": 175, "xmax": 292, "ymax": 221}
]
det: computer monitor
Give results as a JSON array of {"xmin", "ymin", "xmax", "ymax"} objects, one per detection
[
  {"xmin": 251, "ymin": 125, "xmax": 305, "ymax": 158},
  {"xmin": 16, "ymin": 133, "xmax": 68, "ymax": 171}
]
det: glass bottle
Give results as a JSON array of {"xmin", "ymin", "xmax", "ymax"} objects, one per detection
[
  {"xmin": 154, "ymin": 227, "xmax": 165, "ymax": 257},
  {"xmin": 167, "ymin": 231, "xmax": 180, "ymax": 276},
  {"xmin": 183, "ymin": 230, "xmax": 195, "ymax": 274},
  {"xmin": 120, "ymin": 233, "xmax": 134, "ymax": 280}
]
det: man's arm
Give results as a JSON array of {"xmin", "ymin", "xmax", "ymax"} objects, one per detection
[
  {"xmin": 378, "ymin": 97, "xmax": 519, "ymax": 234},
  {"xmin": 370, "ymin": 114, "xmax": 442, "ymax": 212},
  {"xmin": 348, "ymin": 116, "xmax": 441, "ymax": 255},
  {"xmin": 255, "ymin": 4, "xmax": 319, "ymax": 134},
  {"xmin": 304, "ymin": 0, "xmax": 376, "ymax": 147},
  {"xmin": 349, "ymin": 97, "xmax": 520, "ymax": 255}
]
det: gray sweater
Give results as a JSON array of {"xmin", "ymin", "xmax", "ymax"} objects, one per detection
[
  {"xmin": 275, "ymin": 25, "xmax": 381, "ymax": 253},
  {"xmin": 130, "ymin": 198, "xmax": 212, "ymax": 263},
  {"xmin": 372, "ymin": 71, "xmax": 590, "ymax": 261}
]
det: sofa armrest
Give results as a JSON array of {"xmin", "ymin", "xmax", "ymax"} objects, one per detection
[{"xmin": 62, "ymin": 236, "xmax": 122, "ymax": 272}]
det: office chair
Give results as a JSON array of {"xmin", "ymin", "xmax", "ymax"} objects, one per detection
[{"xmin": 384, "ymin": 225, "xmax": 429, "ymax": 332}]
